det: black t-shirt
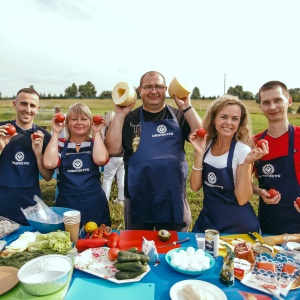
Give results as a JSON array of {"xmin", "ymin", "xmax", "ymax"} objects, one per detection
[{"xmin": 121, "ymin": 105, "xmax": 191, "ymax": 197}]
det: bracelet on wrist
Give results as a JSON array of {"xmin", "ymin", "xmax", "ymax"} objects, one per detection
[
  {"xmin": 192, "ymin": 165, "xmax": 203, "ymax": 171},
  {"xmin": 183, "ymin": 106, "xmax": 192, "ymax": 113}
]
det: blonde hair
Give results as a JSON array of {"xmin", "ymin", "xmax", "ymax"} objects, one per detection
[
  {"xmin": 202, "ymin": 94, "xmax": 254, "ymax": 147},
  {"xmin": 65, "ymin": 103, "xmax": 92, "ymax": 139}
]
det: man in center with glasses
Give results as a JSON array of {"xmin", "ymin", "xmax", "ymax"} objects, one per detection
[{"xmin": 105, "ymin": 71, "xmax": 202, "ymax": 231}]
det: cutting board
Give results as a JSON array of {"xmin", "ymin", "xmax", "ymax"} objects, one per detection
[
  {"xmin": 218, "ymin": 233, "xmax": 257, "ymax": 257},
  {"xmin": 65, "ymin": 278, "xmax": 155, "ymax": 300},
  {"xmin": 119, "ymin": 230, "xmax": 179, "ymax": 254}
]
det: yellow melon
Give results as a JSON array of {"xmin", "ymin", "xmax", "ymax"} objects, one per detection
[
  {"xmin": 168, "ymin": 77, "xmax": 191, "ymax": 99},
  {"xmin": 112, "ymin": 82, "xmax": 137, "ymax": 106}
]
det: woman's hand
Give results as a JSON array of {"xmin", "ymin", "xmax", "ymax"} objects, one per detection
[{"xmin": 189, "ymin": 129, "xmax": 207, "ymax": 155}]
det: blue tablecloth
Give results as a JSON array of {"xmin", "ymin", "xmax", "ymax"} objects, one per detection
[{"xmin": 2, "ymin": 229, "xmax": 300, "ymax": 300}]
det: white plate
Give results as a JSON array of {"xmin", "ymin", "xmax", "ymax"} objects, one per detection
[
  {"xmin": 286, "ymin": 242, "xmax": 300, "ymax": 251},
  {"xmin": 74, "ymin": 247, "xmax": 150, "ymax": 284},
  {"xmin": 170, "ymin": 279, "xmax": 227, "ymax": 300}
]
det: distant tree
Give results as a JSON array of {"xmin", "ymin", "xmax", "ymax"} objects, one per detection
[
  {"xmin": 78, "ymin": 81, "xmax": 97, "ymax": 98},
  {"xmin": 59, "ymin": 93, "xmax": 64, "ymax": 99},
  {"xmin": 65, "ymin": 83, "xmax": 78, "ymax": 98},
  {"xmin": 99, "ymin": 90, "xmax": 112, "ymax": 99},
  {"xmin": 289, "ymin": 88, "xmax": 300, "ymax": 102},
  {"xmin": 191, "ymin": 86, "xmax": 201, "ymax": 99},
  {"xmin": 227, "ymin": 85, "xmax": 253, "ymax": 100},
  {"xmin": 29, "ymin": 85, "xmax": 35, "ymax": 90},
  {"xmin": 0, "ymin": 91, "xmax": 2, "ymax": 99},
  {"xmin": 47, "ymin": 93, "xmax": 52, "ymax": 99}
]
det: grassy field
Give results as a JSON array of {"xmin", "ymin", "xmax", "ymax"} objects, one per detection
[{"xmin": 1, "ymin": 98, "xmax": 300, "ymax": 231}]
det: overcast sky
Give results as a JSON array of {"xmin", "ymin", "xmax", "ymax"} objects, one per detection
[{"xmin": 0, "ymin": 0, "xmax": 299, "ymax": 98}]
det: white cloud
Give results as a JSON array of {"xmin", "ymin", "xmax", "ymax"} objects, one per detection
[{"xmin": 0, "ymin": 0, "xmax": 299, "ymax": 97}]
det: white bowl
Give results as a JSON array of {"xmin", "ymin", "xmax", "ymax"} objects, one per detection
[{"xmin": 18, "ymin": 254, "xmax": 72, "ymax": 296}]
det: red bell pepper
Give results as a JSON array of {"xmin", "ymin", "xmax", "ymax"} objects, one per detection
[
  {"xmin": 76, "ymin": 238, "xmax": 108, "ymax": 252},
  {"xmin": 107, "ymin": 232, "xmax": 120, "ymax": 248}
]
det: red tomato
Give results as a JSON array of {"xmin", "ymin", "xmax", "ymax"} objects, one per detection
[
  {"xmin": 296, "ymin": 197, "xmax": 300, "ymax": 207},
  {"xmin": 93, "ymin": 115, "xmax": 104, "ymax": 124},
  {"xmin": 267, "ymin": 188, "xmax": 279, "ymax": 198},
  {"xmin": 256, "ymin": 139, "xmax": 268, "ymax": 148},
  {"xmin": 32, "ymin": 132, "xmax": 39, "ymax": 139},
  {"xmin": 108, "ymin": 247, "xmax": 120, "ymax": 261},
  {"xmin": 107, "ymin": 232, "xmax": 120, "ymax": 248},
  {"xmin": 55, "ymin": 113, "xmax": 65, "ymax": 123},
  {"xmin": 6, "ymin": 124, "xmax": 16, "ymax": 135},
  {"xmin": 196, "ymin": 128, "xmax": 207, "ymax": 138}
]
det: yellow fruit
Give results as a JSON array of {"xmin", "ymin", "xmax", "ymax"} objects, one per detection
[
  {"xmin": 112, "ymin": 82, "xmax": 137, "ymax": 106},
  {"xmin": 168, "ymin": 77, "xmax": 190, "ymax": 99},
  {"xmin": 84, "ymin": 221, "xmax": 98, "ymax": 233}
]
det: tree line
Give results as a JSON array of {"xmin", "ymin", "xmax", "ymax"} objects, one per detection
[{"xmin": 1, "ymin": 82, "xmax": 300, "ymax": 102}]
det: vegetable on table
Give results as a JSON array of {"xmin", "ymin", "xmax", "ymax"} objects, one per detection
[
  {"xmin": 107, "ymin": 232, "xmax": 120, "ymax": 248},
  {"xmin": 75, "ymin": 238, "xmax": 108, "ymax": 252}
]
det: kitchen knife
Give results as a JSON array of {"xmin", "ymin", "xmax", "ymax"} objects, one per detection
[
  {"xmin": 157, "ymin": 237, "xmax": 190, "ymax": 248},
  {"xmin": 248, "ymin": 232, "xmax": 273, "ymax": 254}
]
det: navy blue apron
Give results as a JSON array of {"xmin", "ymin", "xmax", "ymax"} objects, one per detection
[
  {"xmin": 0, "ymin": 122, "xmax": 41, "ymax": 225},
  {"xmin": 128, "ymin": 105, "xmax": 188, "ymax": 224},
  {"xmin": 56, "ymin": 140, "xmax": 110, "ymax": 226},
  {"xmin": 193, "ymin": 139, "xmax": 260, "ymax": 233},
  {"xmin": 256, "ymin": 125, "xmax": 300, "ymax": 234}
]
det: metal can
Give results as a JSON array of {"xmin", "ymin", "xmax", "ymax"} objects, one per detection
[{"xmin": 205, "ymin": 229, "xmax": 219, "ymax": 257}]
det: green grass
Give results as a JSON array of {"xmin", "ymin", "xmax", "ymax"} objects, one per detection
[{"xmin": 2, "ymin": 98, "xmax": 300, "ymax": 231}]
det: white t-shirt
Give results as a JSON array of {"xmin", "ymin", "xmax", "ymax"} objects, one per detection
[{"xmin": 204, "ymin": 141, "xmax": 251, "ymax": 185}]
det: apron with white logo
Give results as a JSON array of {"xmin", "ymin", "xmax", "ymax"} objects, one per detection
[
  {"xmin": 256, "ymin": 125, "xmax": 300, "ymax": 234},
  {"xmin": 193, "ymin": 139, "xmax": 260, "ymax": 233},
  {"xmin": 0, "ymin": 122, "xmax": 41, "ymax": 225},
  {"xmin": 56, "ymin": 140, "xmax": 110, "ymax": 226},
  {"xmin": 128, "ymin": 105, "xmax": 188, "ymax": 224}
]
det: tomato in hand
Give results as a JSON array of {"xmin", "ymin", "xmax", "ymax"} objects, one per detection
[
  {"xmin": 6, "ymin": 124, "xmax": 16, "ymax": 135},
  {"xmin": 296, "ymin": 197, "xmax": 300, "ymax": 207},
  {"xmin": 108, "ymin": 247, "xmax": 120, "ymax": 261},
  {"xmin": 93, "ymin": 115, "xmax": 105, "ymax": 124},
  {"xmin": 267, "ymin": 188, "xmax": 279, "ymax": 198},
  {"xmin": 196, "ymin": 128, "xmax": 207, "ymax": 138},
  {"xmin": 256, "ymin": 139, "xmax": 268, "ymax": 148},
  {"xmin": 32, "ymin": 132, "xmax": 40, "ymax": 139},
  {"xmin": 107, "ymin": 232, "xmax": 120, "ymax": 248},
  {"xmin": 55, "ymin": 113, "xmax": 65, "ymax": 123}
]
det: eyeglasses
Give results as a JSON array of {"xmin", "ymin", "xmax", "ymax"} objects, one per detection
[{"xmin": 141, "ymin": 85, "xmax": 166, "ymax": 92}]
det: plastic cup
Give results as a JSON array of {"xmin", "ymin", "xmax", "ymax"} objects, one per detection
[
  {"xmin": 63, "ymin": 210, "xmax": 80, "ymax": 242},
  {"xmin": 195, "ymin": 233, "xmax": 205, "ymax": 250}
]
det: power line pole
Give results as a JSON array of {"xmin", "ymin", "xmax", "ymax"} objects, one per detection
[{"xmin": 224, "ymin": 72, "xmax": 226, "ymax": 94}]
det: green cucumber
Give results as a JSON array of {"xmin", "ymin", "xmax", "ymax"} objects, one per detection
[{"xmin": 114, "ymin": 261, "xmax": 144, "ymax": 272}]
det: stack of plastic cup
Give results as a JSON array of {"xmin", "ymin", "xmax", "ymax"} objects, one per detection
[
  {"xmin": 195, "ymin": 233, "xmax": 205, "ymax": 250},
  {"xmin": 63, "ymin": 210, "xmax": 81, "ymax": 242}
]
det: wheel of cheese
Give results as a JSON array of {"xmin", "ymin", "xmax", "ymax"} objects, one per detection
[
  {"xmin": 112, "ymin": 82, "xmax": 137, "ymax": 106},
  {"xmin": 168, "ymin": 77, "xmax": 191, "ymax": 99}
]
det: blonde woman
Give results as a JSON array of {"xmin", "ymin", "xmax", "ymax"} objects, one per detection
[
  {"xmin": 190, "ymin": 95, "xmax": 267, "ymax": 233},
  {"xmin": 44, "ymin": 103, "xmax": 111, "ymax": 226},
  {"xmin": 101, "ymin": 111, "xmax": 125, "ymax": 205}
]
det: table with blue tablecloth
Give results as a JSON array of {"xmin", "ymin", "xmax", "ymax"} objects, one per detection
[{"xmin": 1, "ymin": 228, "xmax": 300, "ymax": 300}]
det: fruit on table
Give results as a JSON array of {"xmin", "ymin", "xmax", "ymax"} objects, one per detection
[
  {"xmin": 108, "ymin": 247, "xmax": 120, "ymax": 261},
  {"xmin": 55, "ymin": 113, "xmax": 65, "ymax": 123},
  {"xmin": 84, "ymin": 221, "xmax": 98, "ymax": 233},
  {"xmin": 196, "ymin": 128, "xmax": 207, "ymax": 138},
  {"xmin": 256, "ymin": 139, "xmax": 268, "ymax": 148},
  {"xmin": 267, "ymin": 188, "xmax": 279, "ymax": 198},
  {"xmin": 112, "ymin": 82, "xmax": 137, "ymax": 106},
  {"xmin": 6, "ymin": 124, "xmax": 16, "ymax": 135},
  {"xmin": 158, "ymin": 229, "xmax": 171, "ymax": 241},
  {"xmin": 168, "ymin": 77, "xmax": 190, "ymax": 99},
  {"xmin": 107, "ymin": 232, "xmax": 120, "ymax": 248},
  {"xmin": 75, "ymin": 238, "xmax": 108, "ymax": 252}
]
